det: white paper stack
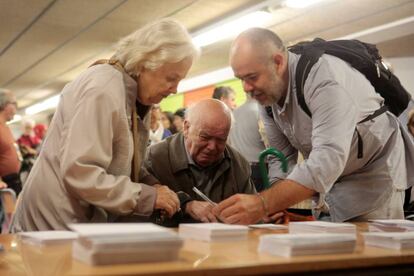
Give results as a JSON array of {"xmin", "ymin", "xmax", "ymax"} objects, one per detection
[
  {"xmin": 179, "ymin": 223, "xmax": 249, "ymax": 241},
  {"xmin": 289, "ymin": 221, "xmax": 356, "ymax": 234},
  {"xmin": 69, "ymin": 223, "xmax": 183, "ymax": 265},
  {"xmin": 258, "ymin": 233, "xmax": 356, "ymax": 257},
  {"xmin": 368, "ymin": 219, "xmax": 414, "ymax": 232},
  {"xmin": 363, "ymin": 232, "xmax": 414, "ymax": 250},
  {"xmin": 248, "ymin": 224, "xmax": 288, "ymax": 230},
  {"xmin": 19, "ymin": 231, "xmax": 78, "ymax": 246}
]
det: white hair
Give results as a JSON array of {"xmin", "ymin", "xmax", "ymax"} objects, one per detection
[
  {"xmin": 0, "ymin": 89, "xmax": 12, "ymax": 111},
  {"xmin": 22, "ymin": 118, "xmax": 35, "ymax": 128},
  {"xmin": 112, "ymin": 18, "xmax": 200, "ymax": 76}
]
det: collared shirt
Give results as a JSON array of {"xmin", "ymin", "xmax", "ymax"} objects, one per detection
[
  {"xmin": 262, "ymin": 52, "xmax": 414, "ymax": 221},
  {"xmin": 229, "ymin": 99, "xmax": 266, "ymax": 163},
  {"xmin": 144, "ymin": 133, "xmax": 256, "ymax": 204},
  {"xmin": 184, "ymin": 139, "xmax": 227, "ymax": 197}
]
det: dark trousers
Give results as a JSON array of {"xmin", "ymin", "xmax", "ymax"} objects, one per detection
[{"xmin": 2, "ymin": 173, "xmax": 22, "ymax": 195}]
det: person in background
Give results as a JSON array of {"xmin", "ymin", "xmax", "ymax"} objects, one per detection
[
  {"xmin": 11, "ymin": 18, "xmax": 199, "ymax": 232},
  {"xmin": 149, "ymin": 104, "xmax": 172, "ymax": 145},
  {"xmin": 33, "ymin": 123, "xmax": 48, "ymax": 141},
  {"xmin": 212, "ymin": 86, "xmax": 237, "ymax": 110},
  {"xmin": 213, "ymin": 27, "xmax": 414, "ymax": 224},
  {"xmin": 229, "ymin": 94, "xmax": 268, "ymax": 191},
  {"xmin": 17, "ymin": 119, "xmax": 41, "ymax": 156},
  {"xmin": 17, "ymin": 119, "xmax": 41, "ymax": 184},
  {"xmin": 173, "ymin": 107, "xmax": 186, "ymax": 132},
  {"xmin": 144, "ymin": 99, "xmax": 256, "ymax": 225},
  {"xmin": 161, "ymin": 111, "xmax": 177, "ymax": 134},
  {"xmin": 0, "ymin": 89, "xmax": 22, "ymax": 195}
]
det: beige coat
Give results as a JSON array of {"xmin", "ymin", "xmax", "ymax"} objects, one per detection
[{"xmin": 12, "ymin": 64, "xmax": 157, "ymax": 231}]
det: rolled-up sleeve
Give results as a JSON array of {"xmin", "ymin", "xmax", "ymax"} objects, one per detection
[
  {"xmin": 286, "ymin": 62, "xmax": 359, "ymax": 193},
  {"xmin": 60, "ymin": 82, "xmax": 156, "ymax": 217}
]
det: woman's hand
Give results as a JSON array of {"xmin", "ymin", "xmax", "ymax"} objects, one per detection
[
  {"xmin": 154, "ymin": 185, "xmax": 180, "ymax": 217},
  {"xmin": 0, "ymin": 180, "xmax": 7, "ymax": 189}
]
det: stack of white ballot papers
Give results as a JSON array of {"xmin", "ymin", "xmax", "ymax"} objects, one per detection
[
  {"xmin": 363, "ymin": 232, "xmax": 414, "ymax": 250},
  {"xmin": 69, "ymin": 223, "xmax": 183, "ymax": 265},
  {"xmin": 258, "ymin": 233, "xmax": 357, "ymax": 257},
  {"xmin": 289, "ymin": 221, "xmax": 356, "ymax": 234},
  {"xmin": 179, "ymin": 223, "xmax": 249, "ymax": 241},
  {"xmin": 368, "ymin": 219, "xmax": 414, "ymax": 232},
  {"xmin": 19, "ymin": 231, "xmax": 78, "ymax": 246}
]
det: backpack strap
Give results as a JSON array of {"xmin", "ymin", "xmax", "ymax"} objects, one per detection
[{"xmin": 294, "ymin": 47, "xmax": 325, "ymax": 117}]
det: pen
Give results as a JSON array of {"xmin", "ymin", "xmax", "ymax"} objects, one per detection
[
  {"xmin": 192, "ymin": 187, "xmax": 217, "ymax": 207},
  {"xmin": 192, "ymin": 187, "xmax": 224, "ymax": 223}
]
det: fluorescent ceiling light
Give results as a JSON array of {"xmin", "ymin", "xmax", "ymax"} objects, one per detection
[
  {"xmin": 7, "ymin": 114, "xmax": 22, "ymax": 125},
  {"xmin": 25, "ymin": 95, "xmax": 60, "ymax": 115},
  {"xmin": 192, "ymin": 11, "xmax": 272, "ymax": 48},
  {"xmin": 178, "ymin": 67, "xmax": 234, "ymax": 93},
  {"xmin": 284, "ymin": 0, "xmax": 323, "ymax": 9}
]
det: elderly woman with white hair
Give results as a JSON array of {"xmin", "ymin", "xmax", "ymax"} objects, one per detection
[{"xmin": 12, "ymin": 19, "xmax": 199, "ymax": 231}]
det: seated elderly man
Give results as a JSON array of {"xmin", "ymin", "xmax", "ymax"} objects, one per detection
[{"xmin": 144, "ymin": 99, "xmax": 256, "ymax": 224}]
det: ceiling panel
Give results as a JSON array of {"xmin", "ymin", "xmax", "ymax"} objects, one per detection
[
  {"xmin": 0, "ymin": 0, "xmax": 122, "ymax": 87},
  {"xmin": 0, "ymin": 0, "xmax": 51, "ymax": 50},
  {"xmin": 0, "ymin": 0, "xmax": 413, "ymax": 113}
]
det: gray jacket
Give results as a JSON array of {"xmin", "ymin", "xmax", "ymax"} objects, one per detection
[{"xmin": 144, "ymin": 133, "xmax": 256, "ymax": 204}]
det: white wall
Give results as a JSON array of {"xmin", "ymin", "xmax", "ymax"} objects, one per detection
[{"xmin": 388, "ymin": 56, "xmax": 414, "ymax": 97}]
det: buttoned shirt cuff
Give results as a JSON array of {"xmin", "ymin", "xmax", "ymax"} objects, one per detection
[{"xmin": 133, "ymin": 184, "xmax": 157, "ymax": 216}]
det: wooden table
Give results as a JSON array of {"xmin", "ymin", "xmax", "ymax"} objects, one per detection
[{"xmin": 1, "ymin": 224, "xmax": 414, "ymax": 276}]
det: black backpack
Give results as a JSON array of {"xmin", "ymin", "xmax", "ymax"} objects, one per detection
[
  {"xmin": 264, "ymin": 38, "xmax": 414, "ymax": 213},
  {"xmin": 289, "ymin": 38, "xmax": 412, "ymax": 117}
]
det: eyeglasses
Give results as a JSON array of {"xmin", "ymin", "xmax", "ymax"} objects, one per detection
[{"xmin": 8, "ymin": 101, "xmax": 17, "ymax": 108}]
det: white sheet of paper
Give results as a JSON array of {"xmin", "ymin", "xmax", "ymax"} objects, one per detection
[
  {"xmin": 248, "ymin": 224, "xmax": 288, "ymax": 230},
  {"xmin": 19, "ymin": 231, "xmax": 78, "ymax": 245}
]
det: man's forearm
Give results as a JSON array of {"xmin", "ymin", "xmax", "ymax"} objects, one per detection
[{"xmin": 261, "ymin": 179, "xmax": 315, "ymax": 215}]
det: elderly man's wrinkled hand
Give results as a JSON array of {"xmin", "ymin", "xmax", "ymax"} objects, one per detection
[
  {"xmin": 212, "ymin": 194, "xmax": 265, "ymax": 225},
  {"xmin": 154, "ymin": 185, "xmax": 180, "ymax": 217},
  {"xmin": 186, "ymin": 200, "xmax": 217, "ymax": 222}
]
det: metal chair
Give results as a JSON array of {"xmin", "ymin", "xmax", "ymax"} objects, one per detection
[{"xmin": 0, "ymin": 188, "xmax": 17, "ymax": 234}]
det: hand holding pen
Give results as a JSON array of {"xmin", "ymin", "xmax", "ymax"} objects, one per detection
[{"xmin": 192, "ymin": 187, "xmax": 223, "ymax": 222}]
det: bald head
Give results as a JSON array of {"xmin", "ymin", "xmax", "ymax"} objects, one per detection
[
  {"xmin": 186, "ymin": 99, "xmax": 232, "ymax": 130},
  {"xmin": 229, "ymin": 28, "xmax": 289, "ymax": 106},
  {"xmin": 231, "ymin": 28, "xmax": 286, "ymax": 63},
  {"xmin": 184, "ymin": 99, "xmax": 232, "ymax": 167}
]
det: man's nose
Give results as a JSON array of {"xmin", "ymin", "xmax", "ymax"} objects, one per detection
[
  {"xmin": 206, "ymin": 139, "xmax": 217, "ymax": 151},
  {"xmin": 242, "ymin": 80, "xmax": 254, "ymax": 93}
]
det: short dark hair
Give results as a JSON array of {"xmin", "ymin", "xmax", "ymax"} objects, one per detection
[
  {"xmin": 174, "ymin": 108, "xmax": 186, "ymax": 118},
  {"xmin": 212, "ymin": 86, "xmax": 234, "ymax": 100}
]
